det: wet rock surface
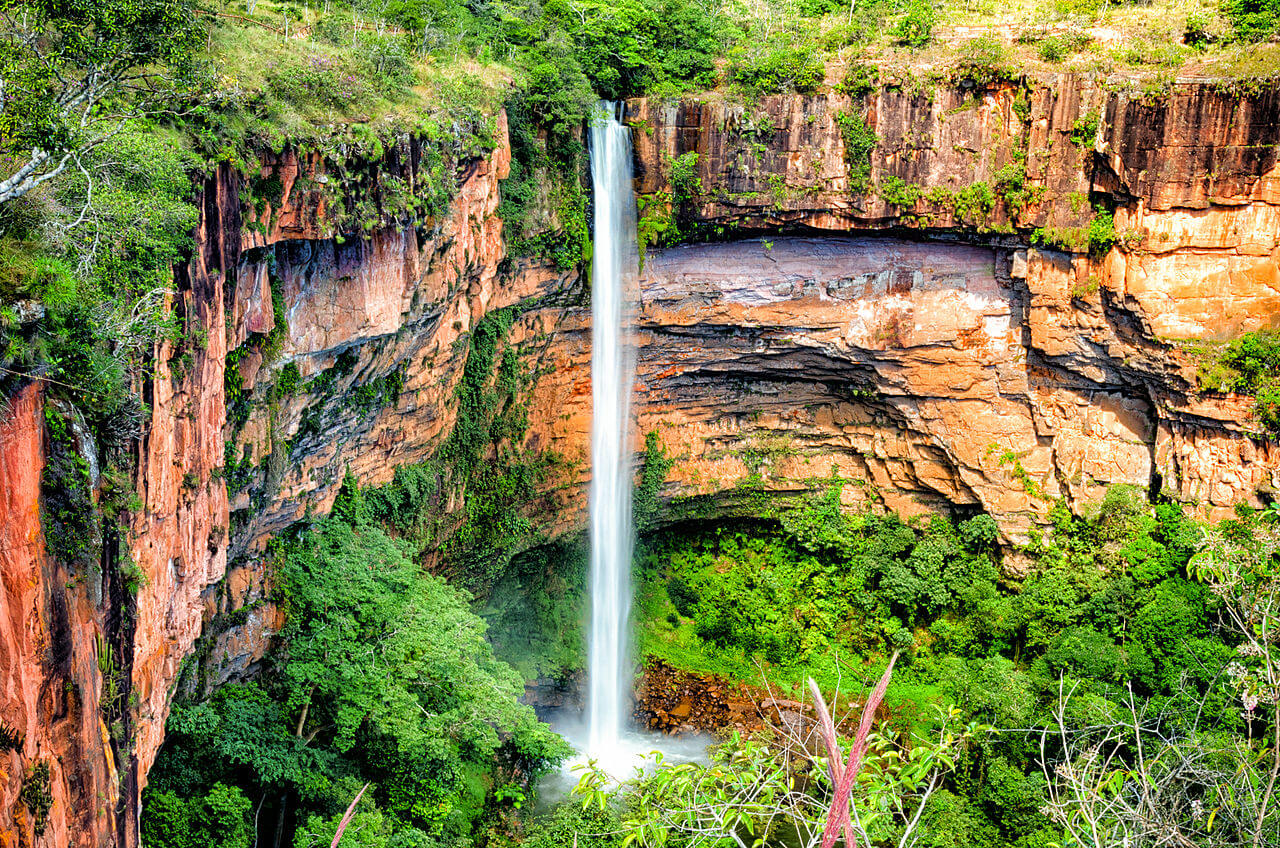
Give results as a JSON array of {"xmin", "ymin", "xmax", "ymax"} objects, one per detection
[{"xmin": 634, "ymin": 659, "xmax": 769, "ymax": 736}]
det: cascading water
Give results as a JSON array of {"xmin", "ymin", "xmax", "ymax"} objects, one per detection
[
  {"xmin": 586, "ymin": 101, "xmax": 638, "ymax": 764},
  {"xmin": 534, "ymin": 104, "xmax": 707, "ymax": 797}
]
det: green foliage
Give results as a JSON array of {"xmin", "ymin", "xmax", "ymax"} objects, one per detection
[
  {"xmin": 482, "ymin": 538, "xmax": 589, "ymax": 679},
  {"xmin": 952, "ymin": 182, "xmax": 996, "ymax": 225},
  {"xmin": 836, "ymin": 111, "xmax": 878, "ymax": 194},
  {"xmin": 551, "ymin": 0, "xmax": 722, "ymax": 99},
  {"xmin": 301, "ymin": 303, "xmax": 553, "ymax": 599},
  {"xmin": 1031, "ymin": 209, "xmax": 1116, "ymax": 256},
  {"xmin": 838, "ymin": 62, "xmax": 880, "ymax": 96},
  {"xmin": 276, "ymin": 517, "xmax": 565, "ymax": 762},
  {"xmin": 1196, "ymin": 329, "xmax": 1280, "ymax": 436},
  {"xmin": 994, "ymin": 160, "xmax": 1039, "ymax": 215},
  {"xmin": 1035, "ymin": 30, "xmax": 1092, "ymax": 61},
  {"xmin": 1068, "ymin": 109, "xmax": 1100, "ymax": 146},
  {"xmin": 639, "ymin": 486, "xmax": 1006, "ymax": 689},
  {"xmin": 634, "ymin": 430, "xmax": 674, "ymax": 534},
  {"xmin": 18, "ymin": 761, "xmax": 51, "ymax": 837},
  {"xmin": 669, "ymin": 152, "xmax": 702, "ymax": 205},
  {"xmin": 877, "ymin": 176, "xmax": 922, "ymax": 209},
  {"xmin": 432, "ymin": 307, "xmax": 553, "ymax": 590},
  {"xmin": 294, "ymin": 806, "xmax": 433, "ymax": 848},
  {"xmin": 1197, "ymin": 329, "xmax": 1280, "ymax": 394},
  {"xmin": 40, "ymin": 405, "xmax": 97, "ymax": 569},
  {"xmin": 498, "ymin": 97, "xmax": 590, "ymax": 270},
  {"xmin": 0, "ymin": 0, "xmax": 201, "ymax": 203},
  {"xmin": 2, "ymin": 123, "xmax": 193, "ymax": 450},
  {"xmin": 1222, "ymin": 0, "xmax": 1280, "ymax": 41},
  {"xmin": 952, "ymin": 36, "xmax": 1015, "ymax": 86},
  {"xmin": 140, "ymin": 784, "xmax": 253, "ymax": 848},
  {"xmin": 146, "ymin": 509, "xmax": 569, "ymax": 847},
  {"xmin": 576, "ymin": 714, "xmax": 978, "ymax": 848},
  {"xmin": 894, "ymin": 0, "xmax": 938, "ymax": 47},
  {"xmin": 633, "ymin": 484, "xmax": 1241, "ymax": 848},
  {"xmin": 730, "ymin": 34, "xmax": 826, "ymax": 94},
  {"xmin": 522, "ymin": 801, "xmax": 623, "ymax": 848}
]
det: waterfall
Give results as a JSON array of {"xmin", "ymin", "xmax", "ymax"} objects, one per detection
[{"xmin": 586, "ymin": 101, "xmax": 638, "ymax": 760}]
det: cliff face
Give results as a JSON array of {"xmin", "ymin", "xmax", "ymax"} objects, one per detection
[
  {"xmin": 0, "ymin": 76, "xmax": 1278, "ymax": 848},
  {"xmin": 624, "ymin": 81, "xmax": 1280, "ymax": 536},
  {"xmin": 0, "ymin": 385, "xmax": 117, "ymax": 848}
]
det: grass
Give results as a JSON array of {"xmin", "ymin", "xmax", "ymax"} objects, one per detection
[
  {"xmin": 187, "ymin": 0, "xmax": 514, "ymax": 161},
  {"xmin": 771, "ymin": 0, "xmax": 1273, "ymax": 91}
]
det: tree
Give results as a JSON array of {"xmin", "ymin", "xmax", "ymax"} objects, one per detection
[
  {"xmin": 1039, "ymin": 511, "xmax": 1280, "ymax": 848},
  {"xmin": 0, "ymin": 0, "xmax": 200, "ymax": 205}
]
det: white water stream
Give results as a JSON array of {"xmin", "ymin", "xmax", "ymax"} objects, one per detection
[
  {"xmin": 533, "ymin": 103, "xmax": 709, "ymax": 792},
  {"xmin": 585, "ymin": 101, "xmax": 639, "ymax": 766}
]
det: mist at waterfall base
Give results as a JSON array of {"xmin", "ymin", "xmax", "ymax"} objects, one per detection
[{"xmin": 539, "ymin": 103, "xmax": 709, "ymax": 794}]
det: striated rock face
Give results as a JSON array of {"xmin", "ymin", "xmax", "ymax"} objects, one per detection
[
  {"xmin": 627, "ymin": 81, "xmax": 1280, "ymax": 342},
  {"xmin": 624, "ymin": 236, "xmax": 1267, "ymax": 540},
  {"xmin": 0, "ymin": 384, "xmax": 116, "ymax": 848},
  {"xmin": 123, "ymin": 162, "xmax": 237, "ymax": 842},
  {"xmin": 622, "ymin": 82, "xmax": 1280, "ymax": 530},
  {"xmin": 2, "ymin": 76, "xmax": 1280, "ymax": 848}
]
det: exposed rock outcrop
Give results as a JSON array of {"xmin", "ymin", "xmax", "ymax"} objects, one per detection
[
  {"xmin": 622, "ymin": 82, "xmax": 1280, "ymax": 532},
  {"xmin": 0, "ymin": 384, "xmax": 117, "ymax": 848}
]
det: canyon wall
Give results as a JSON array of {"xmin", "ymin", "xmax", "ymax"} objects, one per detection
[
  {"xmin": 624, "ymin": 82, "xmax": 1280, "ymax": 537},
  {"xmin": 0, "ymin": 75, "xmax": 1278, "ymax": 847}
]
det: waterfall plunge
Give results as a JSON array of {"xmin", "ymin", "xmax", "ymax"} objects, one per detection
[{"xmin": 586, "ymin": 102, "xmax": 638, "ymax": 762}]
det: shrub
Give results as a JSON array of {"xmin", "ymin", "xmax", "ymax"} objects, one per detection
[
  {"xmin": 838, "ymin": 63, "xmax": 879, "ymax": 96},
  {"xmin": 1036, "ymin": 30, "xmax": 1091, "ymax": 62},
  {"xmin": 952, "ymin": 36, "xmax": 1015, "ymax": 86},
  {"xmin": 731, "ymin": 36, "xmax": 826, "ymax": 94},
  {"xmin": 953, "ymin": 181, "xmax": 996, "ymax": 223},
  {"xmin": 1222, "ymin": 0, "xmax": 1280, "ymax": 41},
  {"xmin": 669, "ymin": 151, "xmax": 702, "ymax": 204},
  {"xmin": 1068, "ymin": 109, "xmax": 1100, "ymax": 146},
  {"xmin": 994, "ymin": 161, "xmax": 1038, "ymax": 214},
  {"xmin": 836, "ymin": 111, "xmax": 877, "ymax": 192},
  {"xmin": 269, "ymin": 53, "xmax": 369, "ymax": 111},
  {"xmin": 878, "ymin": 176, "xmax": 921, "ymax": 208},
  {"xmin": 1196, "ymin": 330, "xmax": 1280, "ymax": 436},
  {"xmin": 894, "ymin": 0, "xmax": 937, "ymax": 47},
  {"xmin": 355, "ymin": 32, "xmax": 417, "ymax": 95},
  {"xmin": 1086, "ymin": 210, "xmax": 1116, "ymax": 255}
]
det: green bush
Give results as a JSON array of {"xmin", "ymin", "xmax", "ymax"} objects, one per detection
[
  {"xmin": 894, "ymin": 0, "xmax": 937, "ymax": 47},
  {"xmin": 1222, "ymin": 0, "xmax": 1280, "ymax": 41},
  {"xmin": 836, "ymin": 111, "xmax": 878, "ymax": 193},
  {"xmin": 1036, "ymin": 31, "xmax": 1092, "ymax": 61},
  {"xmin": 140, "ymin": 784, "xmax": 252, "ymax": 848},
  {"xmin": 554, "ymin": 0, "xmax": 722, "ymax": 98},
  {"xmin": 838, "ymin": 62, "xmax": 879, "ymax": 96},
  {"xmin": 1196, "ymin": 330, "xmax": 1280, "ymax": 436},
  {"xmin": 669, "ymin": 151, "xmax": 702, "ymax": 204},
  {"xmin": 730, "ymin": 35, "xmax": 826, "ymax": 94},
  {"xmin": 952, "ymin": 36, "xmax": 1015, "ymax": 86},
  {"xmin": 355, "ymin": 32, "xmax": 417, "ymax": 95},
  {"xmin": 877, "ymin": 175, "xmax": 922, "ymax": 208},
  {"xmin": 269, "ymin": 52, "xmax": 372, "ymax": 110}
]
